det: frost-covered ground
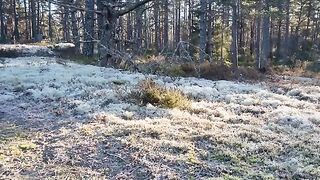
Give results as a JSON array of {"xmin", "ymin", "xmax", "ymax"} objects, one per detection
[
  {"xmin": 0, "ymin": 56, "xmax": 320, "ymax": 179},
  {"xmin": 0, "ymin": 44, "xmax": 54, "ymax": 57}
]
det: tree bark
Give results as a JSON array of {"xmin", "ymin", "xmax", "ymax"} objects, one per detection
[
  {"xmin": 231, "ymin": 0, "xmax": 239, "ymax": 73},
  {"xmin": 71, "ymin": 0, "xmax": 80, "ymax": 53},
  {"xmin": 0, "ymin": 0, "xmax": 5, "ymax": 43},
  {"xmin": 82, "ymin": 0, "xmax": 94, "ymax": 57},
  {"xmin": 13, "ymin": 0, "xmax": 19, "ymax": 42},
  {"xmin": 134, "ymin": 0, "xmax": 143, "ymax": 54},
  {"xmin": 163, "ymin": 0, "xmax": 169, "ymax": 51},
  {"xmin": 284, "ymin": 0, "xmax": 290, "ymax": 59},
  {"xmin": 48, "ymin": 0, "xmax": 53, "ymax": 40},
  {"xmin": 23, "ymin": 0, "xmax": 29, "ymax": 40},
  {"xmin": 261, "ymin": 0, "xmax": 271, "ymax": 70},
  {"xmin": 154, "ymin": 1, "xmax": 160, "ymax": 52},
  {"xmin": 30, "ymin": 0, "xmax": 37, "ymax": 41},
  {"xmin": 199, "ymin": 0, "xmax": 207, "ymax": 63}
]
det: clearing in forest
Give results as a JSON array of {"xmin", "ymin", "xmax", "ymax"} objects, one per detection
[{"xmin": 0, "ymin": 56, "xmax": 319, "ymax": 179}]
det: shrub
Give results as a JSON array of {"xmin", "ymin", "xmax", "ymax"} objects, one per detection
[
  {"xmin": 180, "ymin": 63, "xmax": 197, "ymax": 75},
  {"xmin": 238, "ymin": 67, "xmax": 264, "ymax": 81},
  {"xmin": 161, "ymin": 64, "xmax": 186, "ymax": 77},
  {"xmin": 307, "ymin": 61, "xmax": 320, "ymax": 73},
  {"xmin": 199, "ymin": 62, "xmax": 233, "ymax": 80},
  {"xmin": 130, "ymin": 79, "xmax": 190, "ymax": 109}
]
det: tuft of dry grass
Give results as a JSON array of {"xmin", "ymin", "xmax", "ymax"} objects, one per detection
[{"xmin": 129, "ymin": 79, "xmax": 190, "ymax": 109}]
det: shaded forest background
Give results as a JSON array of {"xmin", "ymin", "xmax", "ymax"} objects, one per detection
[{"xmin": 1, "ymin": 0, "xmax": 320, "ymax": 75}]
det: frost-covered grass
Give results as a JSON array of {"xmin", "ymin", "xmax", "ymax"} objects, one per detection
[
  {"xmin": 0, "ymin": 57, "xmax": 319, "ymax": 179},
  {"xmin": 0, "ymin": 44, "xmax": 54, "ymax": 57}
]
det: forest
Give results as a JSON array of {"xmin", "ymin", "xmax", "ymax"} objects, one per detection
[
  {"xmin": 0, "ymin": 0, "xmax": 320, "ymax": 74},
  {"xmin": 0, "ymin": 0, "xmax": 320, "ymax": 179}
]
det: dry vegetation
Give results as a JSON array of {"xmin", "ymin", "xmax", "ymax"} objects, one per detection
[
  {"xmin": 128, "ymin": 79, "xmax": 190, "ymax": 110},
  {"xmin": 0, "ymin": 56, "xmax": 319, "ymax": 179}
]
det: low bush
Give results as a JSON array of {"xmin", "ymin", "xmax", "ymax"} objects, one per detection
[
  {"xmin": 238, "ymin": 67, "xmax": 264, "ymax": 81},
  {"xmin": 130, "ymin": 79, "xmax": 190, "ymax": 109},
  {"xmin": 199, "ymin": 62, "xmax": 233, "ymax": 80},
  {"xmin": 307, "ymin": 61, "xmax": 320, "ymax": 73}
]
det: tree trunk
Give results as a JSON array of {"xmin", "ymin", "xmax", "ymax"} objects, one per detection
[
  {"xmin": 71, "ymin": 0, "xmax": 80, "ymax": 53},
  {"xmin": 36, "ymin": 0, "xmax": 42, "ymax": 41},
  {"xmin": 23, "ymin": 0, "xmax": 29, "ymax": 40},
  {"xmin": 127, "ymin": 12, "xmax": 133, "ymax": 41},
  {"xmin": 63, "ymin": 6, "xmax": 70, "ymax": 42},
  {"xmin": 82, "ymin": 0, "xmax": 94, "ymax": 57},
  {"xmin": 275, "ymin": 1, "xmax": 282, "ymax": 60},
  {"xmin": 256, "ymin": 1, "xmax": 262, "ymax": 69},
  {"xmin": 250, "ymin": 20, "xmax": 255, "ymax": 55},
  {"xmin": 134, "ymin": 1, "xmax": 143, "ymax": 54},
  {"xmin": 163, "ymin": 0, "xmax": 169, "ymax": 51},
  {"xmin": 0, "ymin": 0, "xmax": 6, "ymax": 43},
  {"xmin": 206, "ymin": 2, "xmax": 214, "ymax": 57},
  {"xmin": 199, "ymin": 0, "xmax": 207, "ymax": 63},
  {"xmin": 13, "ymin": 0, "xmax": 19, "ymax": 42},
  {"xmin": 30, "ymin": 0, "xmax": 37, "ymax": 41},
  {"xmin": 231, "ymin": 0, "xmax": 239, "ymax": 73},
  {"xmin": 284, "ymin": 0, "xmax": 290, "ymax": 59},
  {"xmin": 175, "ymin": 0, "xmax": 181, "ymax": 49},
  {"xmin": 154, "ymin": 1, "xmax": 160, "ymax": 52},
  {"xmin": 261, "ymin": 0, "xmax": 270, "ymax": 70},
  {"xmin": 48, "ymin": 0, "xmax": 52, "ymax": 40}
]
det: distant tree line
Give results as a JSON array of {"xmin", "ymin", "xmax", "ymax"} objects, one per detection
[{"xmin": 0, "ymin": 0, "xmax": 320, "ymax": 71}]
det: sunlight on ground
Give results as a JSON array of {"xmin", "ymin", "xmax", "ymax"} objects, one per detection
[{"xmin": 0, "ymin": 57, "xmax": 319, "ymax": 179}]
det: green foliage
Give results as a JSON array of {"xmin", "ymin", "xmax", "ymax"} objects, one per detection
[{"xmin": 131, "ymin": 79, "xmax": 190, "ymax": 110}]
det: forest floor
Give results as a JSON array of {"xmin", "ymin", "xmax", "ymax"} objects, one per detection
[{"xmin": 0, "ymin": 54, "xmax": 320, "ymax": 179}]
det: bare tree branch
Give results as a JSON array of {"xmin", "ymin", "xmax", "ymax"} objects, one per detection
[{"xmin": 116, "ymin": 0, "xmax": 153, "ymax": 17}]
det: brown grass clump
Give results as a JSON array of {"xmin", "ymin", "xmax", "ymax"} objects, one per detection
[
  {"xmin": 238, "ymin": 67, "xmax": 265, "ymax": 81},
  {"xmin": 130, "ymin": 79, "xmax": 190, "ymax": 109},
  {"xmin": 199, "ymin": 62, "xmax": 233, "ymax": 80},
  {"xmin": 273, "ymin": 64, "xmax": 320, "ymax": 79}
]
